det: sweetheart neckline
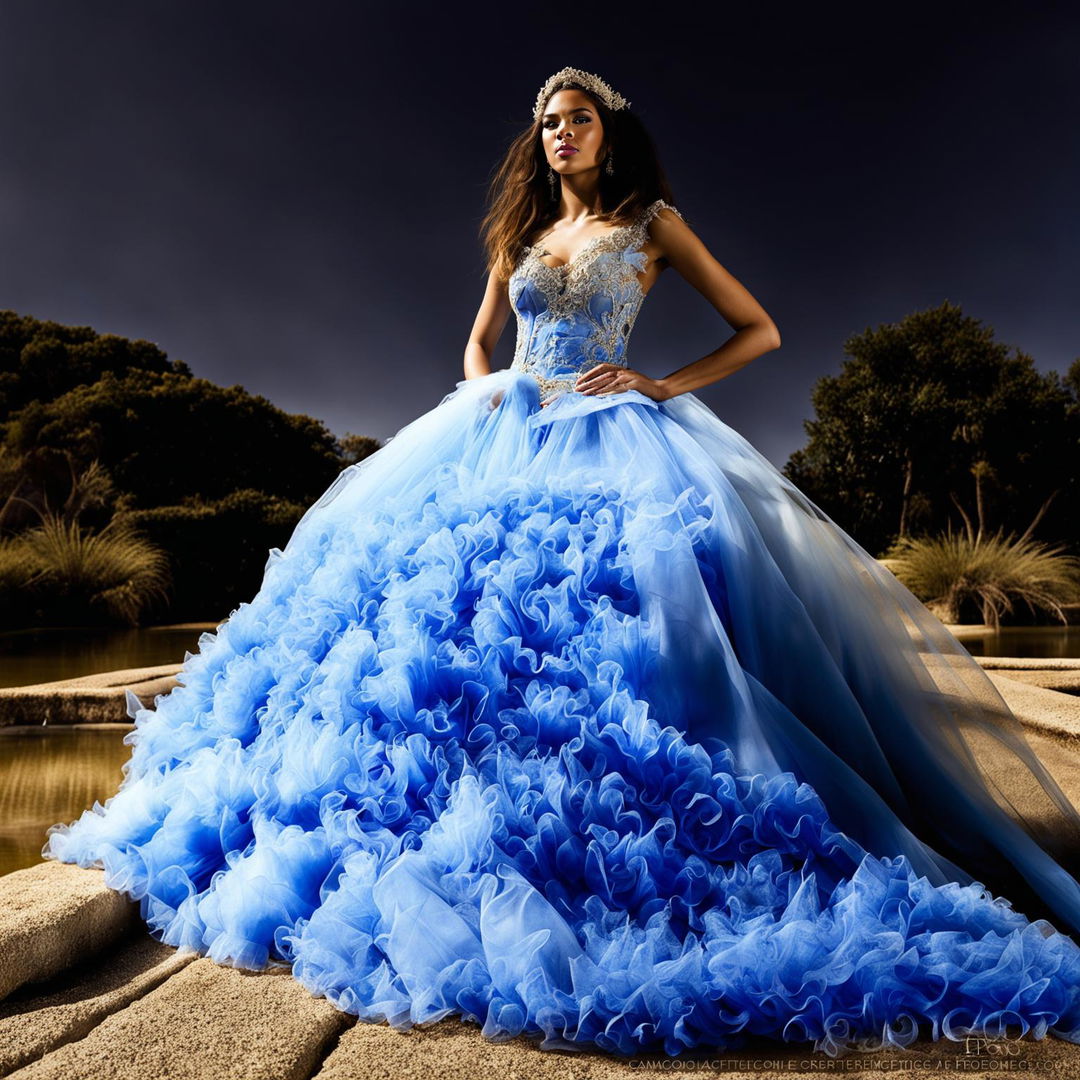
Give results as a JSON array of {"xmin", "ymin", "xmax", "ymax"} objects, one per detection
[
  {"xmin": 522, "ymin": 221, "xmax": 638, "ymax": 274},
  {"xmin": 513, "ymin": 232, "xmax": 653, "ymax": 302}
]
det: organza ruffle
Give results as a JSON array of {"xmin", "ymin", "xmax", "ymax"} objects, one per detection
[{"xmin": 43, "ymin": 370, "xmax": 1080, "ymax": 1057}]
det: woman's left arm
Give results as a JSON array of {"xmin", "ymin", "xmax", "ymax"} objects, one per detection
[
  {"xmin": 649, "ymin": 208, "xmax": 781, "ymax": 398},
  {"xmin": 576, "ymin": 209, "xmax": 782, "ymax": 402}
]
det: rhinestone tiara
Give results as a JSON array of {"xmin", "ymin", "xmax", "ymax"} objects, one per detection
[{"xmin": 532, "ymin": 66, "xmax": 630, "ymax": 123}]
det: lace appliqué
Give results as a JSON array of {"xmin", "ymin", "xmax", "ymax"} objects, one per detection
[{"xmin": 508, "ymin": 199, "xmax": 683, "ymax": 396}]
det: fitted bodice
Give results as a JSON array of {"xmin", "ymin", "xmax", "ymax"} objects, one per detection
[{"xmin": 508, "ymin": 198, "xmax": 682, "ymax": 397}]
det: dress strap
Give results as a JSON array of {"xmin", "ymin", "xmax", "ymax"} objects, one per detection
[{"xmin": 637, "ymin": 198, "xmax": 683, "ymax": 231}]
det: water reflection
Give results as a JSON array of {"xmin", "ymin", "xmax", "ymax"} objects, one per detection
[
  {"xmin": 961, "ymin": 626, "xmax": 1080, "ymax": 659},
  {"xmin": 0, "ymin": 725, "xmax": 130, "ymax": 877},
  {"xmin": 0, "ymin": 625, "xmax": 211, "ymax": 688}
]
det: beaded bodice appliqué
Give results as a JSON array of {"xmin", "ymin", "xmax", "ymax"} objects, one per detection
[{"xmin": 508, "ymin": 199, "xmax": 682, "ymax": 396}]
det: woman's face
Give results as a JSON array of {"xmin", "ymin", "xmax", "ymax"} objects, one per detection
[{"xmin": 540, "ymin": 88, "xmax": 607, "ymax": 177}]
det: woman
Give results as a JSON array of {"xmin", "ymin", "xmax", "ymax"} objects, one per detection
[{"xmin": 45, "ymin": 67, "xmax": 1080, "ymax": 1059}]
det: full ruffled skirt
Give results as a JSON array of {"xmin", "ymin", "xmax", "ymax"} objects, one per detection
[{"xmin": 44, "ymin": 370, "xmax": 1080, "ymax": 1057}]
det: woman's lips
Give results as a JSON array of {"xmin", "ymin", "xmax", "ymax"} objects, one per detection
[{"xmin": 556, "ymin": 147, "xmax": 578, "ymax": 157}]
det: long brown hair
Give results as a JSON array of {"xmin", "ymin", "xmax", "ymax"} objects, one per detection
[{"xmin": 480, "ymin": 78, "xmax": 677, "ymax": 282}]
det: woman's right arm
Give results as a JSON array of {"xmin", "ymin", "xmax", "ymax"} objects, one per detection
[{"xmin": 464, "ymin": 269, "xmax": 512, "ymax": 379}]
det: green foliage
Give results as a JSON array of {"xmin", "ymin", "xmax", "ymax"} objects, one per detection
[
  {"xmin": 3, "ymin": 368, "xmax": 348, "ymax": 513},
  {"xmin": 120, "ymin": 489, "xmax": 307, "ymax": 621},
  {"xmin": 882, "ymin": 527, "xmax": 1080, "ymax": 627},
  {"xmin": 337, "ymin": 432, "xmax": 381, "ymax": 466},
  {"xmin": 783, "ymin": 302, "xmax": 1079, "ymax": 555},
  {"xmin": 0, "ymin": 307, "xmax": 384, "ymax": 626},
  {"xmin": 0, "ymin": 532, "xmax": 43, "ymax": 589},
  {"xmin": 0, "ymin": 309, "xmax": 188, "ymax": 420},
  {"xmin": 0, "ymin": 511, "xmax": 171, "ymax": 627},
  {"xmin": 1, "ymin": 446, "xmax": 119, "ymax": 533}
]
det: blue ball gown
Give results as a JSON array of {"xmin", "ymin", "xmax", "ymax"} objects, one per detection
[{"xmin": 44, "ymin": 199, "xmax": 1080, "ymax": 1059}]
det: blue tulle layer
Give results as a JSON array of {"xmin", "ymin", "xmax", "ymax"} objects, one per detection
[{"xmin": 44, "ymin": 371, "xmax": 1080, "ymax": 1058}]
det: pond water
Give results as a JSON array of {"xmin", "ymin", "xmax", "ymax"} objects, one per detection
[
  {"xmin": 956, "ymin": 626, "xmax": 1080, "ymax": 659},
  {"xmin": 0, "ymin": 725, "xmax": 132, "ymax": 877},
  {"xmin": 0, "ymin": 624, "xmax": 214, "ymax": 689}
]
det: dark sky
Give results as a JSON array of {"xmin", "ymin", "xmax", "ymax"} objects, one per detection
[{"xmin": 1, "ymin": 1, "xmax": 1076, "ymax": 468}]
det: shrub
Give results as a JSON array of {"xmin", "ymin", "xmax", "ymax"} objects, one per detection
[
  {"xmin": 882, "ymin": 526, "xmax": 1080, "ymax": 627},
  {"xmin": 121, "ymin": 489, "xmax": 306, "ymax": 622},
  {"xmin": 2, "ymin": 511, "xmax": 170, "ymax": 627}
]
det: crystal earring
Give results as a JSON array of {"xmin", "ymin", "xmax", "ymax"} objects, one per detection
[
  {"xmin": 604, "ymin": 148, "xmax": 614, "ymax": 176},
  {"xmin": 547, "ymin": 165, "xmax": 557, "ymax": 197}
]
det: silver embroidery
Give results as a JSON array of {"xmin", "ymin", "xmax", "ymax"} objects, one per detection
[
  {"xmin": 532, "ymin": 373, "xmax": 578, "ymax": 396},
  {"xmin": 508, "ymin": 199, "xmax": 683, "ymax": 395}
]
